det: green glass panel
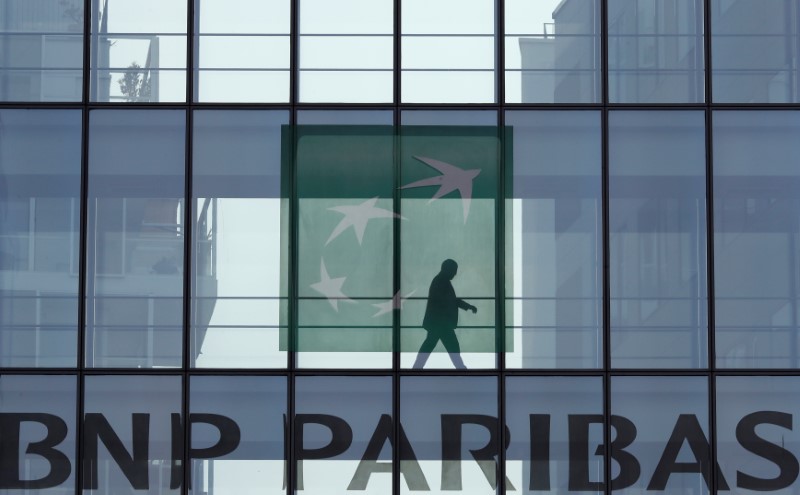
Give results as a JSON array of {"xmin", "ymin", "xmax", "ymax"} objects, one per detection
[{"xmin": 283, "ymin": 124, "xmax": 504, "ymax": 362}]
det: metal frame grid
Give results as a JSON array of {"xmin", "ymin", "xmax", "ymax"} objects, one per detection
[{"xmin": 2, "ymin": 0, "xmax": 800, "ymax": 494}]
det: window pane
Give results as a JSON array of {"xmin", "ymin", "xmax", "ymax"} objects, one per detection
[
  {"xmin": 194, "ymin": 0, "xmax": 289, "ymax": 102},
  {"xmin": 297, "ymin": 110, "xmax": 394, "ymax": 126},
  {"xmin": 400, "ymin": 376, "xmax": 498, "ymax": 495},
  {"xmin": 506, "ymin": 376, "xmax": 603, "ymax": 494},
  {"xmin": 611, "ymin": 376, "xmax": 710, "ymax": 495},
  {"xmin": 401, "ymin": 111, "xmax": 496, "ymax": 126},
  {"xmin": 400, "ymin": 112, "xmax": 498, "ymax": 370},
  {"xmin": 82, "ymin": 375, "xmax": 181, "ymax": 495},
  {"xmin": 716, "ymin": 376, "xmax": 800, "ymax": 493},
  {"xmin": 608, "ymin": 0, "xmax": 704, "ymax": 103},
  {"xmin": 505, "ymin": 0, "xmax": 600, "ymax": 103},
  {"xmin": 190, "ymin": 376, "xmax": 285, "ymax": 495},
  {"xmin": 609, "ymin": 111, "xmax": 707, "ymax": 368},
  {"xmin": 191, "ymin": 110, "xmax": 289, "ymax": 368},
  {"xmin": 86, "ymin": 110, "xmax": 185, "ymax": 368},
  {"xmin": 712, "ymin": 0, "xmax": 800, "ymax": 103},
  {"xmin": 402, "ymin": 0, "xmax": 495, "ymax": 103},
  {"xmin": 505, "ymin": 111, "xmax": 602, "ymax": 369},
  {"xmin": 91, "ymin": 0, "xmax": 187, "ymax": 102},
  {"xmin": 714, "ymin": 111, "xmax": 800, "ymax": 368},
  {"xmin": 0, "ymin": 375, "xmax": 77, "ymax": 494},
  {"xmin": 0, "ymin": 110, "xmax": 81, "ymax": 367},
  {"xmin": 299, "ymin": 0, "xmax": 393, "ymax": 102},
  {"xmin": 0, "ymin": 0, "xmax": 83, "ymax": 102},
  {"xmin": 295, "ymin": 376, "xmax": 392, "ymax": 494},
  {"xmin": 296, "ymin": 111, "xmax": 394, "ymax": 368},
  {"xmin": 403, "ymin": 0, "xmax": 493, "ymax": 34},
  {"xmin": 403, "ymin": 38, "xmax": 493, "ymax": 70}
]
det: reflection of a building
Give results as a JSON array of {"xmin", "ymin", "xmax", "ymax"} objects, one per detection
[
  {"xmin": 522, "ymin": 0, "xmax": 798, "ymax": 103},
  {"xmin": 519, "ymin": 0, "xmax": 600, "ymax": 103},
  {"xmin": 85, "ymin": 194, "xmax": 190, "ymax": 368},
  {"xmin": 0, "ymin": 117, "xmax": 81, "ymax": 365},
  {"xmin": 712, "ymin": 0, "xmax": 799, "ymax": 102},
  {"xmin": 606, "ymin": 0, "xmax": 704, "ymax": 102},
  {"xmin": 0, "ymin": 0, "xmax": 83, "ymax": 101},
  {"xmin": 0, "ymin": 0, "xmax": 207, "ymax": 367},
  {"xmin": 0, "ymin": 117, "xmax": 217, "ymax": 368},
  {"xmin": 515, "ymin": 0, "xmax": 800, "ymax": 368},
  {"xmin": 0, "ymin": 0, "xmax": 162, "ymax": 102}
]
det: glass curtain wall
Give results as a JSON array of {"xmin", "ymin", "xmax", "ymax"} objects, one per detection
[{"xmin": 3, "ymin": 0, "xmax": 800, "ymax": 494}]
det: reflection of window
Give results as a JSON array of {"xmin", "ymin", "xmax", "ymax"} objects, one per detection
[
  {"xmin": 0, "ymin": 197, "xmax": 78, "ymax": 274},
  {"xmin": 638, "ymin": 0, "xmax": 657, "ymax": 68},
  {"xmin": 41, "ymin": 35, "xmax": 83, "ymax": 101},
  {"xmin": 638, "ymin": 226, "xmax": 660, "ymax": 321},
  {"xmin": 94, "ymin": 197, "xmax": 183, "ymax": 277},
  {"xmin": 676, "ymin": 0, "xmax": 693, "ymax": 61}
]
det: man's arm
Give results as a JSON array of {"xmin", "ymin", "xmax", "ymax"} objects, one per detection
[{"xmin": 457, "ymin": 299, "xmax": 477, "ymax": 313}]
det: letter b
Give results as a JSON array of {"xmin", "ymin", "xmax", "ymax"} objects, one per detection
[{"xmin": 0, "ymin": 413, "xmax": 71, "ymax": 489}]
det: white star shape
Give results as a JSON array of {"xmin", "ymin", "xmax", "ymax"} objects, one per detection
[
  {"xmin": 310, "ymin": 259, "xmax": 354, "ymax": 312},
  {"xmin": 400, "ymin": 156, "xmax": 481, "ymax": 223},
  {"xmin": 326, "ymin": 197, "xmax": 403, "ymax": 245},
  {"xmin": 371, "ymin": 290, "xmax": 416, "ymax": 317}
]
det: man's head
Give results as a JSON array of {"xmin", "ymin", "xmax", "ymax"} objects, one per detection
[{"xmin": 441, "ymin": 259, "xmax": 458, "ymax": 279}]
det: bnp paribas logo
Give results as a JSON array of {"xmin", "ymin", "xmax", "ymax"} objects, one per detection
[
  {"xmin": 289, "ymin": 125, "xmax": 500, "ymax": 356},
  {"xmin": 311, "ymin": 156, "xmax": 481, "ymax": 310},
  {"xmin": 401, "ymin": 155, "xmax": 482, "ymax": 223}
]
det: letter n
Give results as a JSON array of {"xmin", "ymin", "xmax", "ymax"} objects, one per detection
[{"xmin": 82, "ymin": 413, "xmax": 150, "ymax": 490}]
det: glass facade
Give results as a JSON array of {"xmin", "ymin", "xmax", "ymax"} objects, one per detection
[{"xmin": 2, "ymin": 0, "xmax": 800, "ymax": 494}]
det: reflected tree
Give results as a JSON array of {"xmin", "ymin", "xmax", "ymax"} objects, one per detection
[
  {"xmin": 119, "ymin": 63, "xmax": 151, "ymax": 102},
  {"xmin": 59, "ymin": 0, "xmax": 83, "ymax": 31}
]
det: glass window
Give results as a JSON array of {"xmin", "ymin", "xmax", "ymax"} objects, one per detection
[
  {"xmin": 400, "ymin": 376, "xmax": 498, "ymax": 495},
  {"xmin": 0, "ymin": 0, "xmax": 83, "ymax": 102},
  {"xmin": 86, "ymin": 110, "xmax": 186, "ymax": 368},
  {"xmin": 296, "ymin": 111, "xmax": 395, "ymax": 368},
  {"xmin": 609, "ymin": 111, "xmax": 707, "ymax": 368},
  {"xmin": 716, "ymin": 376, "xmax": 800, "ymax": 493},
  {"xmin": 295, "ymin": 376, "xmax": 392, "ymax": 494},
  {"xmin": 191, "ymin": 110, "xmax": 289, "ymax": 368},
  {"xmin": 506, "ymin": 376, "xmax": 603, "ymax": 494},
  {"xmin": 611, "ymin": 376, "xmax": 711, "ymax": 495},
  {"xmin": 296, "ymin": 110, "xmax": 394, "ymax": 126},
  {"xmin": 0, "ymin": 375, "xmax": 77, "ymax": 494},
  {"xmin": 505, "ymin": 0, "xmax": 601, "ymax": 103},
  {"xmin": 90, "ymin": 0, "xmax": 187, "ymax": 102},
  {"xmin": 299, "ymin": 0, "xmax": 393, "ymax": 103},
  {"xmin": 400, "ymin": 112, "xmax": 498, "ymax": 370},
  {"xmin": 608, "ymin": 0, "xmax": 704, "ymax": 103},
  {"xmin": 82, "ymin": 375, "xmax": 181, "ymax": 494},
  {"xmin": 711, "ymin": 0, "xmax": 800, "ymax": 103},
  {"xmin": 504, "ymin": 111, "xmax": 602, "ymax": 369},
  {"xmin": 714, "ymin": 111, "xmax": 800, "ymax": 368},
  {"xmin": 0, "ymin": 110, "xmax": 81, "ymax": 367},
  {"xmin": 401, "ymin": 111, "xmax": 496, "ymax": 126},
  {"xmin": 189, "ymin": 376, "xmax": 285, "ymax": 495},
  {"xmin": 402, "ymin": 0, "xmax": 495, "ymax": 103},
  {"xmin": 194, "ymin": 0, "xmax": 290, "ymax": 102}
]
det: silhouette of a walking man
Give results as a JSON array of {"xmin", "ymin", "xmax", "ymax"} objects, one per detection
[{"xmin": 413, "ymin": 259, "xmax": 477, "ymax": 369}]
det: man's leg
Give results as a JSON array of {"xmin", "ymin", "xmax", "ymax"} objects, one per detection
[
  {"xmin": 412, "ymin": 331, "xmax": 440, "ymax": 369},
  {"xmin": 440, "ymin": 328, "xmax": 466, "ymax": 370}
]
